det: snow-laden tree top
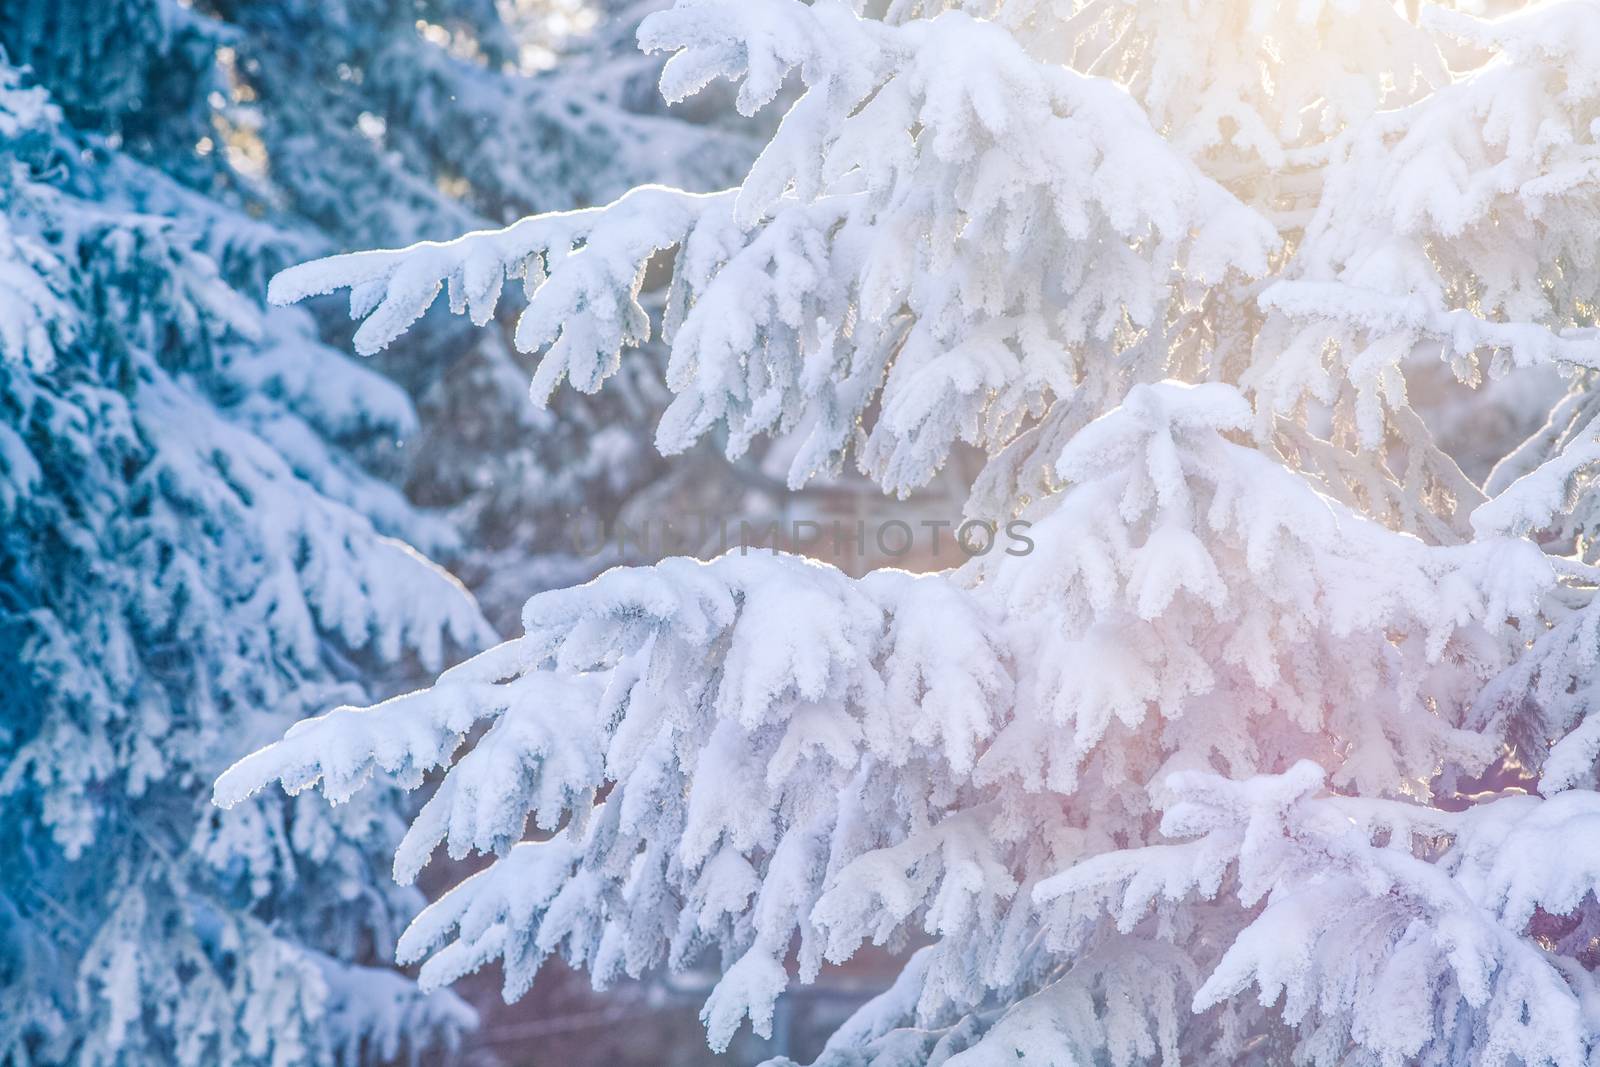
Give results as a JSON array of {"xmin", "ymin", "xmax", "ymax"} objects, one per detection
[{"xmin": 224, "ymin": 2, "xmax": 1600, "ymax": 1064}]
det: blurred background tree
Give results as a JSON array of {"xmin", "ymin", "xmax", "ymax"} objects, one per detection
[{"xmin": 0, "ymin": 22, "xmax": 488, "ymax": 1067}]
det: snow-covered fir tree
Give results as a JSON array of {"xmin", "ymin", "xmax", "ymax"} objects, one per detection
[
  {"xmin": 0, "ymin": 34, "xmax": 492, "ymax": 1067},
  {"xmin": 224, "ymin": 1, "xmax": 1600, "ymax": 1064}
]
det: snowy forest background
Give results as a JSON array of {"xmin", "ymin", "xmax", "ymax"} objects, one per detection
[{"xmin": 13, "ymin": 0, "xmax": 1600, "ymax": 1066}]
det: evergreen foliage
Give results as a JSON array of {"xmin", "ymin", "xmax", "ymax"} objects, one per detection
[
  {"xmin": 233, "ymin": 2, "xmax": 1600, "ymax": 1064},
  {"xmin": 0, "ymin": 51, "xmax": 488, "ymax": 1066}
]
